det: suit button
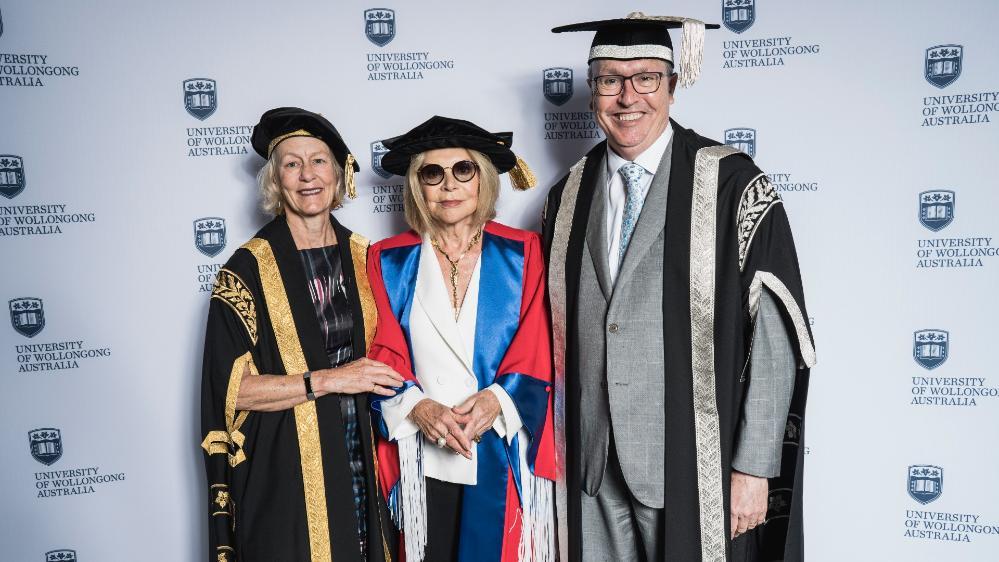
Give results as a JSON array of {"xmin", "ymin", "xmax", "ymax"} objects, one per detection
[{"xmin": 608, "ymin": 323, "xmax": 619, "ymax": 333}]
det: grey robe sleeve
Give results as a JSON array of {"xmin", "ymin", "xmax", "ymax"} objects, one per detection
[{"xmin": 731, "ymin": 288, "xmax": 796, "ymax": 478}]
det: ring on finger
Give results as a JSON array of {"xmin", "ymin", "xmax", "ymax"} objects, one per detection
[
  {"xmin": 473, "ymin": 434, "xmax": 482, "ymax": 443},
  {"xmin": 436, "ymin": 436, "xmax": 447, "ymax": 448}
]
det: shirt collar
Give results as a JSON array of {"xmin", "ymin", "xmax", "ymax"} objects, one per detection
[{"xmin": 605, "ymin": 121, "xmax": 674, "ymax": 177}]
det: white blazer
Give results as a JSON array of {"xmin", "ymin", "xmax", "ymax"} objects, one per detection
[{"xmin": 379, "ymin": 237, "xmax": 523, "ymax": 485}]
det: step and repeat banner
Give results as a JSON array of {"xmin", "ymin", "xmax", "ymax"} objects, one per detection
[{"xmin": 2, "ymin": 0, "xmax": 998, "ymax": 560}]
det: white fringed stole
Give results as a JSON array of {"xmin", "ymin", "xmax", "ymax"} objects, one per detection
[
  {"xmin": 391, "ymin": 434, "xmax": 428, "ymax": 561},
  {"xmin": 517, "ymin": 452, "xmax": 557, "ymax": 562},
  {"xmin": 390, "ymin": 432, "xmax": 557, "ymax": 562}
]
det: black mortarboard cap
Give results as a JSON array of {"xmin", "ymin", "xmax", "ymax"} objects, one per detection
[
  {"xmin": 380, "ymin": 116, "xmax": 536, "ymax": 190},
  {"xmin": 553, "ymin": 12, "xmax": 719, "ymax": 88}
]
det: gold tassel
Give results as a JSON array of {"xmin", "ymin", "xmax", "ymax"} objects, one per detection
[
  {"xmin": 508, "ymin": 155, "xmax": 537, "ymax": 190},
  {"xmin": 344, "ymin": 153, "xmax": 357, "ymax": 199}
]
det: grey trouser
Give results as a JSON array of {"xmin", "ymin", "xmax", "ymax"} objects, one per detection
[{"xmin": 580, "ymin": 446, "xmax": 664, "ymax": 562}]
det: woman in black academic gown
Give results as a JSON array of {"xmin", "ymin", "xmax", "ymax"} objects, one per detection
[{"xmin": 200, "ymin": 107, "xmax": 400, "ymax": 562}]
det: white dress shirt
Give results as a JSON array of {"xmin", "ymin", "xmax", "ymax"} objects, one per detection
[
  {"xmin": 378, "ymin": 236, "xmax": 524, "ymax": 485},
  {"xmin": 604, "ymin": 123, "xmax": 674, "ymax": 284}
]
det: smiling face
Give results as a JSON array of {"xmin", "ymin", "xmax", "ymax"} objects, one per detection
[
  {"xmin": 273, "ymin": 136, "xmax": 339, "ymax": 218},
  {"xmin": 590, "ymin": 58, "xmax": 677, "ymax": 161},
  {"xmin": 419, "ymin": 147, "xmax": 480, "ymax": 229}
]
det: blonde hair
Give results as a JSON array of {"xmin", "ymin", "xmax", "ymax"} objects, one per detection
[
  {"xmin": 403, "ymin": 149, "xmax": 499, "ymax": 235},
  {"xmin": 256, "ymin": 141, "xmax": 345, "ymax": 216}
]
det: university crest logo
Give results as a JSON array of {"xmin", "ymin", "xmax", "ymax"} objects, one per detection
[
  {"xmin": 722, "ymin": 0, "xmax": 755, "ymax": 34},
  {"xmin": 9, "ymin": 297, "xmax": 45, "ymax": 337},
  {"xmin": 183, "ymin": 78, "xmax": 217, "ymax": 120},
  {"xmin": 919, "ymin": 190, "xmax": 955, "ymax": 232},
  {"xmin": 46, "ymin": 550, "xmax": 78, "ymax": 562},
  {"xmin": 0, "ymin": 155, "xmax": 25, "ymax": 199},
  {"xmin": 925, "ymin": 45, "xmax": 962, "ymax": 89},
  {"xmin": 724, "ymin": 128, "xmax": 756, "ymax": 158},
  {"xmin": 908, "ymin": 465, "xmax": 943, "ymax": 504},
  {"xmin": 543, "ymin": 68, "xmax": 574, "ymax": 106},
  {"xmin": 365, "ymin": 9, "xmax": 395, "ymax": 47},
  {"xmin": 29, "ymin": 428, "xmax": 62, "ymax": 466},
  {"xmin": 913, "ymin": 329, "xmax": 948, "ymax": 370},
  {"xmin": 370, "ymin": 141, "xmax": 391, "ymax": 179},
  {"xmin": 194, "ymin": 217, "xmax": 227, "ymax": 258}
]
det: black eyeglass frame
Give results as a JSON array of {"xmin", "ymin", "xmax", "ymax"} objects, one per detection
[
  {"xmin": 417, "ymin": 160, "xmax": 480, "ymax": 186},
  {"xmin": 588, "ymin": 71, "xmax": 671, "ymax": 96}
]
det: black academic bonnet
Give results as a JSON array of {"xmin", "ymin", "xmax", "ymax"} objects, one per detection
[
  {"xmin": 379, "ymin": 116, "xmax": 516, "ymax": 176},
  {"xmin": 250, "ymin": 106, "xmax": 359, "ymax": 173},
  {"xmin": 379, "ymin": 116, "xmax": 536, "ymax": 189}
]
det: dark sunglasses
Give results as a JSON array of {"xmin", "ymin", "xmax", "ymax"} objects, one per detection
[{"xmin": 418, "ymin": 160, "xmax": 479, "ymax": 186}]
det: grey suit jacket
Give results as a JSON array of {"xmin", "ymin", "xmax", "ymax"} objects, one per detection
[
  {"xmin": 575, "ymin": 145, "xmax": 795, "ymax": 509},
  {"xmin": 577, "ymin": 147, "xmax": 671, "ymax": 508}
]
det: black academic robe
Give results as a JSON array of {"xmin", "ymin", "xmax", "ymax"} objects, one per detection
[
  {"xmin": 200, "ymin": 214, "xmax": 396, "ymax": 562},
  {"xmin": 542, "ymin": 120, "xmax": 815, "ymax": 562}
]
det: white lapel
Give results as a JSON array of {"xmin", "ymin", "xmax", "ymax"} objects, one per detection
[{"xmin": 414, "ymin": 237, "xmax": 476, "ymax": 375}]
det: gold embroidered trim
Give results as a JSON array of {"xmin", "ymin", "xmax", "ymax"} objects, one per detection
[
  {"xmin": 227, "ymin": 352, "xmax": 255, "ymax": 466},
  {"xmin": 201, "ymin": 429, "xmax": 246, "ymax": 468},
  {"xmin": 211, "ymin": 269, "xmax": 258, "ymax": 345},
  {"xmin": 351, "ymin": 232, "xmax": 388, "ymax": 560},
  {"xmin": 349, "ymin": 232, "xmax": 378, "ymax": 353},
  {"xmin": 211, "ymin": 484, "xmax": 234, "ymax": 517},
  {"xmin": 690, "ymin": 144, "xmax": 738, "ymax": 561},
  {"xmin": 242, "ymin": 237, "xmax": 332, "ymax": 562},
  {"xmin": 547, "ymin": 155, "xmax": 587, "ymax": 559},
  {"xmin": 201, "ymin": 353, "xmax": 257, "ymax": 467},
  {"xmin": 737, "ymin": 173, "xmax": 782, "ymax": 272},
  {"xmin": 268, "ymin": 129, "xmax": 314, "ymax": 157}
]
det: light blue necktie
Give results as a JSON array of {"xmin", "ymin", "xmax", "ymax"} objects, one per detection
[{"xmin": 618, "ymin": 161, "xmax": 647, "ymax": 262}]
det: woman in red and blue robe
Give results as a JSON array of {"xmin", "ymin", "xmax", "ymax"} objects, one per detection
[{"xmin": 366, "ymin": 116, "xmax": 557, "ymax": 562}]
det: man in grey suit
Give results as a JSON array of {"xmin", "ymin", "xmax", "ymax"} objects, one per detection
[{"xmin": 543, "ymin": 12, "xmax": 815, "ymax": 561}]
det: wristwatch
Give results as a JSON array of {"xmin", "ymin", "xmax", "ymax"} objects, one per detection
[{"xmin": 303, "ymin": 371, "xmax": 316, "ymax": 401}]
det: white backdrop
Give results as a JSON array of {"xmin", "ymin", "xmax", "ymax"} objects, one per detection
[{"xmin": 2, "ymin": 0, "xmax": 998, "ymax": 560}]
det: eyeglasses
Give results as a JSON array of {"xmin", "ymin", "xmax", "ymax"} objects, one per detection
[
  {"xmin": 590, "ymin": 72, "xmax": 666, "ymax": 96},
  {"xmin": 418, "ymin": 160, "xmax": 479, "ymax": 186}
]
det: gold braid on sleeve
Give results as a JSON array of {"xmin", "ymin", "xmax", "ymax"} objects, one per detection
[{"xmin": 211, "ymin": 269, "xmax": 258, "ymax": 345}]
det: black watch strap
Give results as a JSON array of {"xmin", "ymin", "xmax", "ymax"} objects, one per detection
[{"xmin": 303, "ymin": 371, "xmax": 316, "ymax": 401}]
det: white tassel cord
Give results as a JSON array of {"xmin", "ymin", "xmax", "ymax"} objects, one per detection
[
  {"xmin": 517, "ymin": 437, "xmax": 557, "ymax": 562},
  {"xmin": 678, "ymin": 20, "xmax": 706, "ymax": 88},
  {"xmin": 622, "ymin": 13, "xmax": 707, "ymax": 88},
  {"xmin": 397, "ymin": 434, "xmax": 428, "ymax": 562}
]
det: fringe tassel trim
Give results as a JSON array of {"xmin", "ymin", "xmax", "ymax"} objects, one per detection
[
  {"xmin": 344, "ymin": 153, "xmax": 358, "ymax": 199},
  {"xmin": 509, "ymin": 155, "xmax": 538, "ymax": 190},
  {"xmin": 397, "ymin": 434, "xmax": 427, "ymax": 562},
  {"xmin": 517, "ymin": 444, "xmax": 557, "ymax": 562}
]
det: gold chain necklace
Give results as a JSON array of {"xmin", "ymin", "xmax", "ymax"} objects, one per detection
[{"xmin": 431, "ymin": 228, "xmax": 483, "ymax": 320}]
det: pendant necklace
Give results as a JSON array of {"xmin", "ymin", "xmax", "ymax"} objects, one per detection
[{"xmin": 432, "ymin": 228, "xmax": 483, "ymax": 320}]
